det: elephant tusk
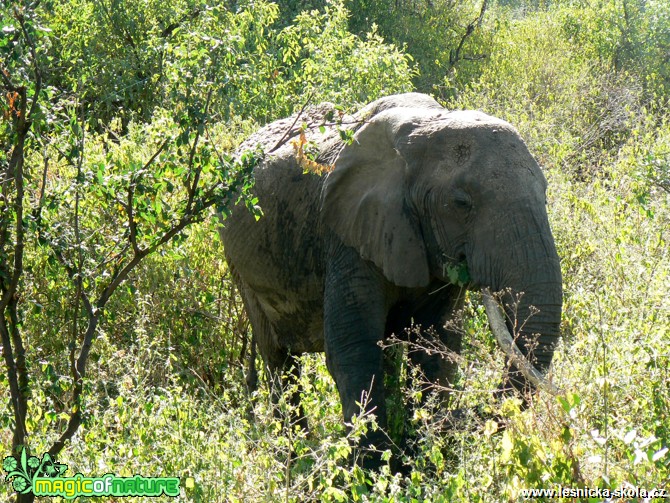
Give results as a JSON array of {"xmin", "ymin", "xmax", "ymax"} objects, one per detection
[{"xmin": 482, "ymin": 288, "xmax": 562, "ymax": 396}]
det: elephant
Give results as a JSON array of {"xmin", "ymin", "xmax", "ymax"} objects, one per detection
[{"xmin": 218, "ymin": 93, "xmax": 563, "ymax": 469}]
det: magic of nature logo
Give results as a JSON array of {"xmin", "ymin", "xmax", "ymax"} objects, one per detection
[{"xmin": 3, "ymin": 448, "xmax": 181, "ymax": 499}]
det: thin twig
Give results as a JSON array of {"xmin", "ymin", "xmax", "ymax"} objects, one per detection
[
  {"xmin": 16, "ymin": 10, "xmax": 43, "ymax": 121},
  {"xmin": 186, "ymin": 87, "xmax": 214, "ymax": 211},
  {"xmin": 269, "ymin": 92, "xmax": 315, "ymax": 153},
  {"xmin": 482, "ymin": 289, "xmax": 561, "ymax": 395}
]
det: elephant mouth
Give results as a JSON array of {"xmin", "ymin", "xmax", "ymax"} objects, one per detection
[
  {"xmin": 442, "ymin": 260, "xmax": 471, "ymax": 287},
  {"xmin": 481, "ymin": 288, "xmax": 561, "ymax": 395}
]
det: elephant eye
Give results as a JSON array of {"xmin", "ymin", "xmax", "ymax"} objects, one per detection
[{"xmin": 452, "ymin": 191, "xmax": 472, "ymax": 210}]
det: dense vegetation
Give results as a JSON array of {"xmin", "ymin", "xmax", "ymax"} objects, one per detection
[{"xmin": 1, "ymin": 0, "xmax": 668, "ymax": 500}]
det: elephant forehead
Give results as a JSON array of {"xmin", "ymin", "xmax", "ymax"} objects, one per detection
[
  {"xmin": 443, "ymin": 110, "xmax": 510, "ymax": 128},
  {"xmin": 407, "ymin": 119, "xmax": 529, "ymax": 168},
  {"xmin": 432, "ymin": 111, "xmax": 517, "ymax": 138},
  {"xmin": 407, "ymin": 126, "xmax": 546, "ymax": 195},
  {"xmin": 401, "ymin": 112, "xmax": 521, "ymax": 156}
]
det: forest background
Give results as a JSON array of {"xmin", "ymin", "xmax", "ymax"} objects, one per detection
[{"xmin": 1, "ymin": 0, "xmax": 669, "ymax": 500}]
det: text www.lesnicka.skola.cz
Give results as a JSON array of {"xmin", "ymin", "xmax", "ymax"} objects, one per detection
[{"xmin": 521, "ymin": 486, "xmax": 668, "ymax": 500}]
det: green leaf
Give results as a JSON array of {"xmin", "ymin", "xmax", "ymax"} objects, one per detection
[
  {"xmin": 558, "ymin": 396, "xmax": 571, "ymax": 414},
  {"xmin": 623, "ymin": 429, "xmax": 637, "ymax": 445},
  {"xmin": 323, "ymin": 487, "xmax": 347, "ymax": 502},
  {"xmin": 444, "ymin": 261, "xmax": 470, "ymax": 287}
]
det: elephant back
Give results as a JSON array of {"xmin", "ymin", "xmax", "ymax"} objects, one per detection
[
  {"xmin": 236, "ymin": 93, "xmax": 444, "ymax": 167},
  {"xmin": 236, "ymin": 102, "xmax": 351, "ymax": 163}
]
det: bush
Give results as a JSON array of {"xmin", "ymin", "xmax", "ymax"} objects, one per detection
[
  {"xmin": 277, "ymin": 0, "xmax": 415, "ymax": 111},
  {"xmin": 348, "ymin": 0, "xmax": 493, "ymax": 94}
]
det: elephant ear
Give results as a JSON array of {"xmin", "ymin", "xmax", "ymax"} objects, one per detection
[{"xmin": 322, "ymin": 108, "xmax": 438, "ymax": 288}]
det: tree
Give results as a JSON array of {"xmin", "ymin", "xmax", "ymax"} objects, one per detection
[{"xmin": 1, "ymin": 4, "xmax": 257, "ymax": 500}]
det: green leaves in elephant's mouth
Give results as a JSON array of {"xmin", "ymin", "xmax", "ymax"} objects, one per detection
[{"xmin": 443, "ymin": 260, "xmax": 470, "ymax": 287}]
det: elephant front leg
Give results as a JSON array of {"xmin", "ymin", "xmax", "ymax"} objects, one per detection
[{"xmin": 323, "ymin": 245, "xmax": 392, "ymax": 470}]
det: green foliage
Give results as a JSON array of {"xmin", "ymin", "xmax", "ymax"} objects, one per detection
[
  {"xmin": 44, "ymin": 0, "xmax": 279, "ymax": 127},
  {"xmin": 40, "ymin": 0, "xmax": 414, "ymax": 128},
  {"xmin": 348, "ymin": 0, "xmax": 492, "ymax": 93},
  {"xmin": 444, "ymin": 261, "xmax": 470, "ymax": 287},
  {"xmin": 559, "ymin": 0, "xmax": 670, "ymax": 94},
  {"xmin": 47, "ymin": 0, "xmax": 184, "ymax": 127},
  {"xmin": 451, "ymin": 10, "xmax": 603, "ymax": 169},
  {"xmin": 547, "ymin": 161, "xmax": 670, "ymax": 491},
  {"xmin": 278, "ymin": 0, "xmax": 415, "ymax": 108},
  {"xmin": 451, "ymin": 6, "xmax": 663, "ymax": 184}
]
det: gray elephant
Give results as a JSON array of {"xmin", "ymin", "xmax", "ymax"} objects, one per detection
[{"xmin": 219, "ymin": 93, "xmax": 562, "ymax": 469}]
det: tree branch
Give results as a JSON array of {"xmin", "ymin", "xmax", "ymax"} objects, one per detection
[
  {"xmin": 269, "ymin": 92, "xmax": 315, "ymax": 153},
  {"xmin": 160, "ymin": 8, "xmax": 201, "ymax": 38},
  {"xmin": 16, "ymin": 9, "xmax": 43, "ymax": 121},
  {"xmin": 0, "ymin": 57, "xmax": 30, "ymax": 456},
  {"xmin": 449, "ymin": 0, "xmax": 488, "ymax": 68},
  {"xmin": 127, "ymin": 183, "xmax": 140, "ymax": 254}
]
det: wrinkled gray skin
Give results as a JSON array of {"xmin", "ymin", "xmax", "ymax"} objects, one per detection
[{"xmin": 219, "ymin": 93, "xmax": 562, "ymax": 469}]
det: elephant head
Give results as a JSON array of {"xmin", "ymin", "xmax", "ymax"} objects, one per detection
[{"xmin": 322, "ymin": 106, "xmax": 562, "ymax": 394}]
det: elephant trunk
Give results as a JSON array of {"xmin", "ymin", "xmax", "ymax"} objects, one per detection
[
  {"xmin": 474, "ymin": 210, "xmax": 563, "ymax": 395},
  {"xmin": 495, "ymin": 256, "xmax": 562, "ymax": 395}
]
